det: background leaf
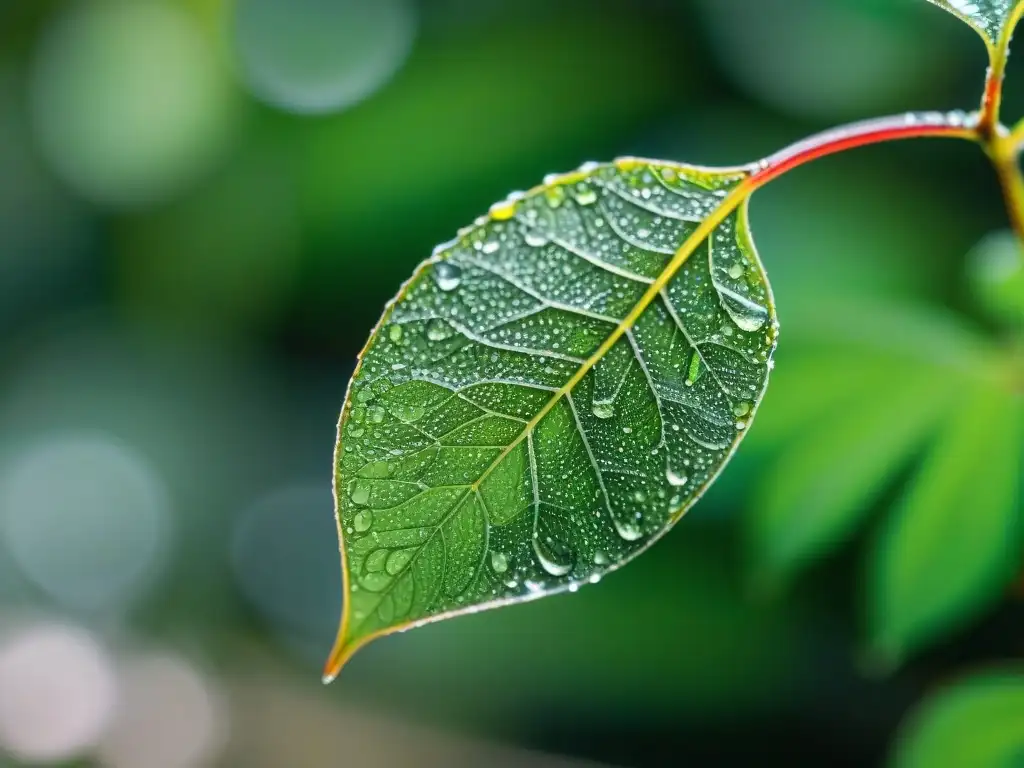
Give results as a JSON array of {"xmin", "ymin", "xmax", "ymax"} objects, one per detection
[
  {"xmin": 868, "ymin": 382, "xmax": 1022, "ymax": 662},
  {"xmin": 329, "ymin": 159, "xmax": 778, "ymax": 672},
  {"xmin": 747, "ymin": 355, "xmax": 957, "ymax": 587},
  {"xmin": 891, "ymin": 667, "xmax": 1024, "ymax": 768},
  {"xmin": 744, "ymin": 298, "xmax": 1001, "ymax": 588},
  {"xmin": 924, "ymin": 0, "xmax": 1024, "ymax": 51}
]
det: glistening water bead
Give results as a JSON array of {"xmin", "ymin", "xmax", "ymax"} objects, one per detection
[{"xmin": 433, "ymin": 262, "xmax": 462, "ymax": 291}]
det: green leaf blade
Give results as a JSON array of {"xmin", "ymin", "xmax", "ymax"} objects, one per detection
[
  {"xmin": 868, "ymin": 382, "xmax": 1023, "ymax": 662},
  {"xmin": 328, "ymin": 160, "xmax": 778, "ymax": 675},
  {"xmin": 892, "ymin": 668, "xmax": 1024, "ymax": 768},
  {"xmin": 748, "ymin": 359, "xmax": 957, "ymax": 588},
  {"xmin": 924, "ymin": 0, "xmax": 1024, "ymax": 51}
]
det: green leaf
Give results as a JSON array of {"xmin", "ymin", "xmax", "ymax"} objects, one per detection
[
  {"xmin": 868, "ymin": 382, "xmax": 1022, "ymax": 662},
  {"xmin": 924, "ymin": 0, "xmax": 1024, "ymax": 52},
  {"xmin": 891, "ymin": 668, "xmax": 1024, "ymax": 768},
  {"xmin": 748, "ymin": 358, "xmax": 957, "ymax": 587},
  {"xmin": 327, "ymin": 159, "xmax": 777, "ymax": 676}
]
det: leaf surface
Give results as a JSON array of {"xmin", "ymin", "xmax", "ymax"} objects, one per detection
[
  {"xmin": 924, "ymin": 0, "xmax": 1024, "ymax": 51},
  {"xmin": 868, "ymin": 382, "xmax": 1022, "ymax": 661},
  {"xmin": 328, "ymin": 159, "xmax": 777, "ymax": 674},
  {"xmin": 891, "ymin": 668, "xmax": 1024, "ymax": 768}
]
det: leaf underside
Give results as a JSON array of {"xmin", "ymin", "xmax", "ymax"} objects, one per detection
[
  {"xmin": 924, "ymin": 0, "xmax": 1024, "ymax": 49},
  {"xmin": 329, "ymin": 158, "xmax": 778, "ymax": 671}
]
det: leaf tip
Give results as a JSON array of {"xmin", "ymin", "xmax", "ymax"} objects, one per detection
[{"xmin": 322, "ymin": 632, "xmax": 355, "ymax": 685}]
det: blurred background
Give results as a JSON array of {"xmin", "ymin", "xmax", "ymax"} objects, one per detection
[{"xmin": 0, "ymin": 0, "xmax": 1022, "ymax": 766}]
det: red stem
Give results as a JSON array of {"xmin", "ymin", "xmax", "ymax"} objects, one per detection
[{"xmin": 748, "ymin": 112, "xmax": 979, "ymax": 191}]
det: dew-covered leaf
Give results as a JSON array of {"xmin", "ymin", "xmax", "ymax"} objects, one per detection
[
  {"xmin": 327, "ymin": 159, "xmax": 777, "ymax": 675},
  {"xmin": 924, "ymin": 0, "xmax": 1024, "ymax": 52},
  {"xmin": 891, "ymin": 668, "xmax": 1024, "ymax": 768},
  {"xmin": 748, "ymin": 359, "xmax": 956, "ymax": 587},
  {"xmin": 868, "ymin": 382, "xmax": 1022, "ymax": 662}
]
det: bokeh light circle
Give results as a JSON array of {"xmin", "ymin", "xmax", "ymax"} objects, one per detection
[
  {"xmin": 230, "ymin": 484, "xmax": 340, "ymax": 658},
  {"xmin": 0, "ymin": 621, "xmax": 117, "ymax": 763},
  {"xmin": 0, "ymin": 431, "xmax": 171, "ymax": 615},
  {"xmin": 696, "ymin": 0, "xmax": 945, "ymax": 121},
  {"xmin": 30, "ymin": 0, "xmax": 236, "ymax": 207},
  {"xmin": 233, "ymin": 0, "xmax": 417, "ymax": 114},
  {"xmin": 98, "ymin": 652, "xmax": 228, "ymax": 768}
]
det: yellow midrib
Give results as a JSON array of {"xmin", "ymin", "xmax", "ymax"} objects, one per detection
[
  {"xmin": 468, "ymin": 179, "xmax": 754, "ymax": 494},
  {"xmin": 325, "ymin": 172, "xmax": 754, "ymax": 681}
]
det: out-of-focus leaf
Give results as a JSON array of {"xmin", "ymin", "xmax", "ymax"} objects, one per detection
[
  {"xmin": 967, "ymin": 231, "xmax": 1024, "ymax": 327},
  {"xmin": 891, "ymin": 668, "xmax": 1024, "ymax": 768},
  {"xmin": 924, "ymin": 0, "xmax": 1024, "ymax": 53},
  {"xmin": 326, "ymin": 159, "xmax": 778, "ymax": 677},
  {"xmin": 747, "ymin": 359, "xmax": 956, "ymax": 586},
  {"xmin": 868, "ymin": 383, "xmax": 1022, "ymax": 661}
]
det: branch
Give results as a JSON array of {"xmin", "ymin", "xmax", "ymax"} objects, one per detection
[
  {"xmin": 987, "ymin": 131, "xmax": 1024, "ymax": 263},
  {"xmin": 748, "ymin": 112, "xmax": 979, "ymax": 191}
]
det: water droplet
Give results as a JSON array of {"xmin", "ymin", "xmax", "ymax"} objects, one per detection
[
  {"xmin": 425, "ymin": 318, "xmax": 453, "ymax": 342},
  {"xmin": 666, "ymin": 468, "xmax": 689, "ymax": 487},
  {"xmin": 348, "ymin": 423, "xmax": 365, "ymax": 438},
  {"xmin": 482, "ymin": 240, "xmax": 500, "ymax": 255},
  {"xmin": 622, "ymin": 426, "xmax": 633, "ymax": 435},
  {"xmin": 574, "ymin": 184, "xmax": 598, "ymax": 206},
  {"xmin": 490, "ymin": 551, "xmax": 509, "ymax": 574},
  {"xmin": 393, "ymin": 403, "xmax": 425, "ymax": 422},
  {"xmin": 361, "ymin": 572, "xmax": 391, "ymax": 592},
  {"xmin": 434, "ymin": 262, "xmax": 462, "ymax": 291},
  {"xmin": 718, "ymin": 289, "xmax": 769, "ymax": 332},
  {"xmin": 385, "ymin": 549, "xmax": 413, "ymax": 576},
  {"xmin": 353, "ymin": 509, "xmax": 373, "ymax": 533},
  {"xmin": 633, "ymin": 490, "xmax": 647, "ymax": 503},
  {"xmin": 388, "ymin": 324, "xmax": 403, "ymax": 342},
  {"xmin": 612, "ymin": 516, "xmax": 643, "ymax": 542},
  {"xmin": 592, "ymin": 401, "xmax": 615, "ymax": 420},
  {"xmin": 732, "ymin": 401, "xmax": 752, "ymax": 418},
  {"xmin": 728, "ymin": 263, "xmax": 744, "ymax": 280},
  {"xmin": 545, "ymin": 186, "xmax": 566, "ymax": 208},
  {"xmin": 365, "ymin": 549, "xmax": 388, "ymax": 573},
  {"xmin": 350, "ymin": 482, "xmax": 370, "ymax": 506},
  {"xmin": 367, "ymin": 405, "xmax": 385, "ymax": 424},
  {"xmin": 533, "ymin": 537, "xmax": 574, "ymax": 577},
  {"xmin": 524, "ymin": 231, "xmax": 549, "ymax": 248},
  {"xmin": 686, "ymin": 351, "xmax": 703, "ymax": 386},
  {"xmin": 593, "ymin": 550, "xmax": 609, "ymax": 566}
]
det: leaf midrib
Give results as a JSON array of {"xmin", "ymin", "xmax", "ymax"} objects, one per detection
[{"xmin": 347, "ymin": 174, "xmax": 754, "ymax": 635}]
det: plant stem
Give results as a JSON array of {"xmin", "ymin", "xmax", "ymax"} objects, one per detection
[
  {"xmin": 744, "ymin": 109, "xmax": 1024, "ymax": 269},
  {"xmin": 1009, "ymin": 117, "xmax": 1024, "ymax": 150},
  {"xmin": 987, "ymin": 131, "xmax": 1024, "ymax": 252},
  {"xmin": 748, "ymin": 112, "xmax": 979, "ymax": 191},
  {"xmin": 978, "ymin": 60, "xmax": 1007, "ymax": 139}
]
